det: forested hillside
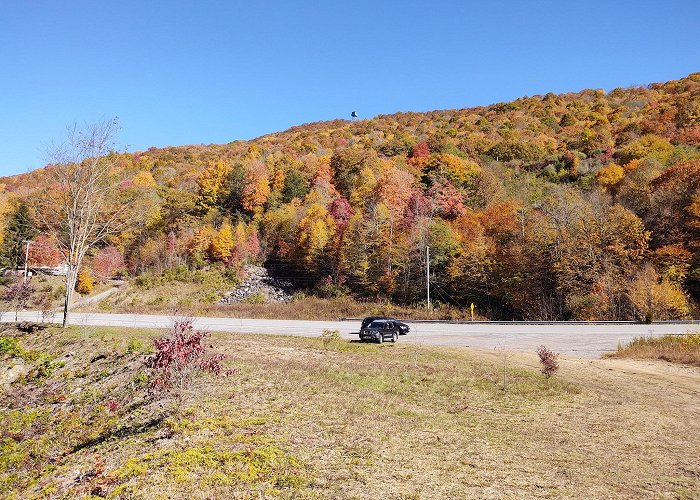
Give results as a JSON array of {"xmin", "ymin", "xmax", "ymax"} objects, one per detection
[{"xmin": 2, "ymin": 73, "xmax": 700, "ymax": 320}]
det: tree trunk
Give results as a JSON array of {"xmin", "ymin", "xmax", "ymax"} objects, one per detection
[{"xmin": 62, "ymin": 266, "xmax": 77, "ymax": 327}]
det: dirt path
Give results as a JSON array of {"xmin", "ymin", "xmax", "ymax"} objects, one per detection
[{"xmin": 71, "ymin": 281, "xmax": 124, "ymax": 309}]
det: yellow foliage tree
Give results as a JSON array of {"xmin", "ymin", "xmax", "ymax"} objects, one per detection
[
  {"xmin": 272, "ymin": 168, "xmax": 285, "ymax": 192},
  {"xmin": 297, "ymin": 203, "xmax": 336, "ymax": 268},
  {"xmin": 75, "ymin": 269, "xmax": 94, "ymax": 294},
  {"xmin": 596, "ymin": 163, "xmax": 624, "ymax": 191},
  {"xmin": 618, "ymin": 134, "xmax": 674, "ymax": 165},
  {"xmin": 190, "ymin": 226, "xmax": 216, "ymax": 255},
  {"xmin": 246, "ymin": 145, "xmax": 262, "ymax": 159},
  {"xmin": 210, "ymin": 221, "xmax": 235, "ymax": 261},
  {"xmin": 197, "ymin": 160, "xmax": 231, "ymax": 210},
  {"xmin": 349, "ymin": 167, "xmax": 377, "ymax": 208},
  {"xmin": 132, "ymin": 170, "xmax": 156, "ymax": 187},
  {"xmin": 429, "ymin": 153, "xmax": 481, "ymax": 187},
  {"xmin": 242, "ymin": 161, "xmax": 271, "ymax": 213},
  {"xmin": 629, "ymin": 265, "xmax": 690, "ymax": 321}
]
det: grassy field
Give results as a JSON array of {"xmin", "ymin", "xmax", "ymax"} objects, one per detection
[
  {"xmin": 1, "ymin": 323, "xmax": 699, "ymax": 499},
  {"xmin": 609, "ymin": 333, "xmax": 700, "ymax": 366}
]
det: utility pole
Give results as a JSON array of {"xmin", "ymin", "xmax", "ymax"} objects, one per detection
[
  {"xmin": 426, "ymin": 245, "xmax": 431, "ymax": 313},
  {"xmin": 22, "ymin": 240, "xmax": 32, "ymax": 281}
]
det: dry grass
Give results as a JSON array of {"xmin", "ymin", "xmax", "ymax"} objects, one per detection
[
  {"xmin": 92, "ymin": 286, "xmax": 477, "ymax": 321},
  {"xmin": 2, "ymin": 326, "xmax": 699, "ymax": 498},
  {"xmin": 608, "ymin": 333, "xmax": 700, "ymax": 366}
]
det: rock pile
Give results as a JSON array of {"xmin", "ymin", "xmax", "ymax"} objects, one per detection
[{"xmin": 219, "ymin": 265, "xmax": 293, "ymax": 304}]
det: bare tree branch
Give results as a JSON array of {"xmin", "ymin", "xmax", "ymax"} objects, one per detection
[{"xmin": 35, "ymin": 118, "xmax": 129, "ymax": 327}]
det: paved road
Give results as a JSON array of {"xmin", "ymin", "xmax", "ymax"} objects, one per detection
[{"xmin": 4, "ymin": 311, "xmax": 700, "ymax": 358}]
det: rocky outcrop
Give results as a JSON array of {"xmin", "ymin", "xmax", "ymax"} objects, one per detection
[
  {"xmin": 220, "ymin": 265, "xmax": 293, "ymax": 304},
  {"xmin": 0, "ymin": 359, "xmax": 29, "ymax": 389}
]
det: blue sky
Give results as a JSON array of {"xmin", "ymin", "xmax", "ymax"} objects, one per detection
[{"xmin": 1, "ymin": 0, "xmax": 698, "ymax": 176}]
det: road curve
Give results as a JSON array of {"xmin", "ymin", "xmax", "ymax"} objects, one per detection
[{"xmin": 4, "ymin": 311, "xmax": 700, "ymax": 358}]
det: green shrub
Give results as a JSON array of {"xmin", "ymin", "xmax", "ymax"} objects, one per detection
[
  {"xmin": 243, "ymin": 292, "xmax": 266, "ymax": 305},
  {"xmin": 0, "ymin": 336, "xmax": 24, "ymax": 358},
  {"xmin": 126, "ymin": 337, "xmax": 146, "ymax": 354},
  {"xmin": 321, "ymin": 329, "xmax": 340, "ymax": 350},
  {"xmin": 134, "ymin": 271, "xmax": 160, "ymax": 289}
]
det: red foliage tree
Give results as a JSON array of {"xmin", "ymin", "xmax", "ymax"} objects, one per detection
[
  {"xmin": 430, "ymin": 181, "xmax": 465, "ymax": 220},
  {"xmin": 328, "ymin": 197, "xmax": 354, "ymax": 232},
  {"xmin": 410, "ymin": 141, "xmax": 430, "ymax": 159},
  {"xmin": 92, "ymin": 246, "xmax": 126, "ymax": 279},
  {"xmin": 3, "ymin": 281, "xmax": 35, "ymax": 321},
  {"xmin": 28, "ymin": 234, "xmax": 63, "ymax": 267},
  {"xmin": 248, "ymin": 230, "xmax": 260, "ymax": 261},
  {"xmin": 403, "ymin": 189, "xmax": 432, "ymax": 227}
]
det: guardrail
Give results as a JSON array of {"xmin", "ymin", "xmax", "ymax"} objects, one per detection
[{"xmin": 338, "ymin": 317, "xmax": 700, "ymax": 326}]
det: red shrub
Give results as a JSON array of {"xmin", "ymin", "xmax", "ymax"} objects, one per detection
[
  {"xmin": 536, "ymin": 345, "xmax": 559, "ymax": 378},
  {"xmin": 146, "ymin": 320, "xmax": 232, "ymax": 392}
]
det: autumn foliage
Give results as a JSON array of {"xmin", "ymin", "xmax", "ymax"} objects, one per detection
[
  {"xmin": 146, "ymin": 320, "xmax": 231, "ymax": 392},
  {"xmin": 75, "ymin": 270, "xmax": 94, "ymax": 294},
  {"xmin": 2, "ymin": 72, "xmax": 700, "ymax": 320},
  {"xmin": 27, "ymin": 234, "xmax": 62, "ymax": 267}
]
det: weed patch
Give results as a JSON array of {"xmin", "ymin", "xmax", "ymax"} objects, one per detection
[
  {"xmin": 113, "ymin": 442, "xmax": 305, "ymax": 492},
  {"xmin": 608, "ymin": 333, "xmax": 700, "ymax": 366}
]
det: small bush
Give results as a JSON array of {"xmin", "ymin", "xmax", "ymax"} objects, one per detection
[
  {"xmin": 146, "ymin": 320, "xmax": 233, "ymax": 392},
  {"xmin": 134, "ymin": 271, "xmax": 160, "ymax": 289},
  {"xmin": 52, "ymin": 285, "xmax": 65, "ymax": 300},
  {"xmin": 0, "ymin": 336, "xmax": 25, "ymax": 358},
  {"xmin": 126, "ymin": 337, "xmax": 146, "ymax": 354},
  {"xmin": 243, "ymin": 292, "xmax": 266, "ymax": 305},
  {"xmin": 75, "ymin": 270, "xmax": 94, "ymax": 294},
  {"xmin": 3, "ymin": 281, "xmax": 35, "ymax": 321},
  {"xmin": 536, "ymin": 345, "xmax": 559, "ymax": 378},
  {"xmin": 321, "ymin": 329, "xmax": 340, "ymax": 350}
]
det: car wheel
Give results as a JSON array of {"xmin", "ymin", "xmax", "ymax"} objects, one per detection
[
  {"xmin": 392, "ymin": 332, "xmax": 398, "ymax": 343},
  {"xmin": 377, "ymin": 333, "xmax": 383, "ymax": 344}
]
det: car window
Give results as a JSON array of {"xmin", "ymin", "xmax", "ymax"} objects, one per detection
[
  {"xmin": 362, "ymin": 317, "xmax": 379, "ymax": 328},
  {"xmin": 387, "ymin": 322, "xmax": 394, "ymax": 328},
  {"xmin": 369, "ymin": 321, "xmax": 385, "ymax": 328}
]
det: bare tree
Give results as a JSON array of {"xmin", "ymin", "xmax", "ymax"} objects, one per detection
[{"xmin": 38, "ymin": 118, "xmax": 129, "ymax": 327}]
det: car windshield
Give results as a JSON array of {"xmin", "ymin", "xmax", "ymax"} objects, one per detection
[{"xmin": 369, "ymin": 321, "xmax": 386, "ymax": 328}]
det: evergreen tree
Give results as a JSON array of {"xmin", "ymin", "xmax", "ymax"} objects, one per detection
[{"xmin": 0, "ymin": 203, "xmax": 38, "ymax": 269}]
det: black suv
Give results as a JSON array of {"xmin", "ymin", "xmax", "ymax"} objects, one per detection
[
  {"xmin": 359, "ymin": 319, "xmax": 402, "ymax": 343},
  {"xmin": 360, "ymin": 316, "xmax": 410, "ymax": 335}
]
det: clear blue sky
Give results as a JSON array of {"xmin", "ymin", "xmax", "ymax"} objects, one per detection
[{"xmin": 1, "ymin": 0, "xmax": 698, "ymax": 176}]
